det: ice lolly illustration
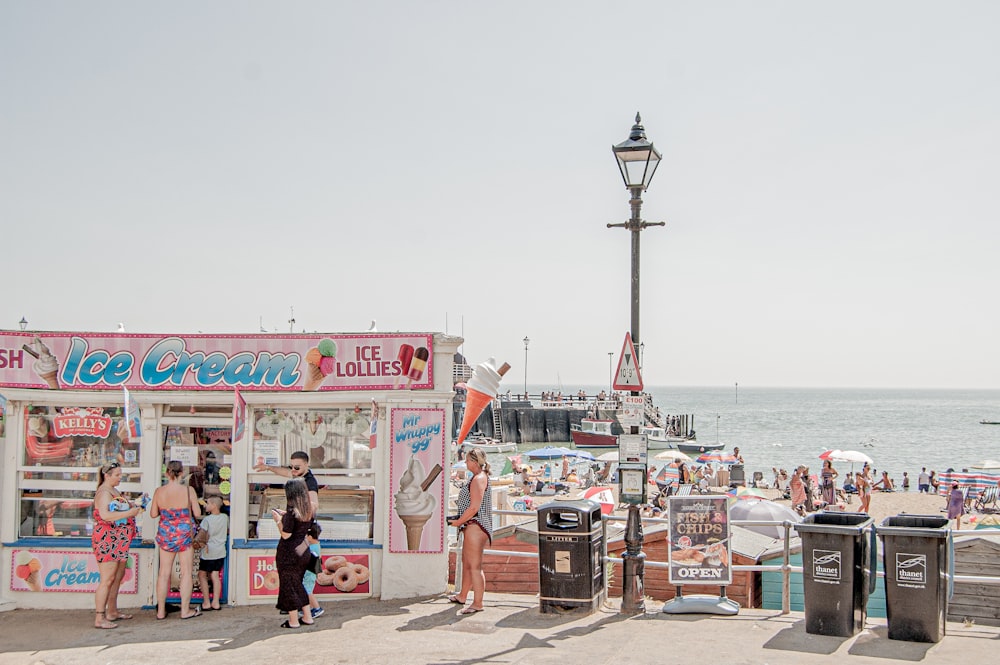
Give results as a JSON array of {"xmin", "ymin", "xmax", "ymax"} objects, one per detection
[
  {"xmin": 303, "ymin": 338, "xmax": 337, "ymax": 391},
  {"xmin": 456, "ymin": 357, "xmax": 511, "ymax": 446},
  {"xmin": 394, "ymin": 343, "xmax": 414, "ymax": 388},
  {"xmin": 23, "ymin": 338, "xmax": 60, "ymax": 389},
  {"xmin": 403, "ymin": 346, "xmax": 429, "ymax": 388},
  {"xmin": 394, "ymin": 457, "xmax": 441, "ymax": 550}
]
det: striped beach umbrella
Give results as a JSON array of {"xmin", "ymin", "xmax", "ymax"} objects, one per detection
[{"xmin": 696, "ymin": 452, "xmax": 739, "ymax": 465}]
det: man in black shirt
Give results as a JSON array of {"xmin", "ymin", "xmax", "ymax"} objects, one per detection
[{"xmin": 254, "ymin": 450, "xmax": 320, "ymax": 511}]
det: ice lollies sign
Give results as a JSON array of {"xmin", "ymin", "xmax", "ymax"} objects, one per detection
[
  {"xmin": 0, "ymin": 332, "xmax": 433, "ymax": 391},
  {"xmin": 390, "ymin": 408, "xmax": 446, "ymax": 553}
]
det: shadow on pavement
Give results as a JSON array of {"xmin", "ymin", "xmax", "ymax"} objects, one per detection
[
  {"xmin": 847, "ymin": 626, "xmax": 933, "ymax": 661},
  {"xmin": 762, "ymin": 618, "xmax": 846, "ymax": 656}
]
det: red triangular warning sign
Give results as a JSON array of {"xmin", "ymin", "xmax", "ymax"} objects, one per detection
[{"xmin": 613, "ymin": 332, "xmax": 644, "ymax": 392}]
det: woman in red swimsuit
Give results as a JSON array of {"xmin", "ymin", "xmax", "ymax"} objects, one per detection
[{"xmin": 92, "ymin": 462, "xmax": 144, "ymax": 629}]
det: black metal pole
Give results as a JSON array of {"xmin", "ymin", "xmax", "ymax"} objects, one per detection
[{"xmin": 620, "ymin": 503, "xmax": 645, "ymax": 615}]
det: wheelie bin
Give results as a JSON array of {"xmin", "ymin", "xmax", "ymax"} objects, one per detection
[
  {"xmin": 794, "ymin": 512, "xmax": 876, "ymax": 637},
  {"xmin": 877, "ymin": 514, "xmax": 952, "ymax": 642}
]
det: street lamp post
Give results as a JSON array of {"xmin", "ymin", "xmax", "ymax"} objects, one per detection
[
  {"xmin": 610, "ymin": 112, "xmax": 663, "ymax": 616},
  {"xmin": 19, "ymin": 317, "xmax": 28, "ymax": 331},
  {"xmin": 523, "ymin": 336, "xmax": 530, "ymax": 398}
]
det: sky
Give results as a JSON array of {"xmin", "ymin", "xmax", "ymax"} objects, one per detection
[{"xmin": 3, "ymin": 2, "xmax": 999, "ymax": 389}]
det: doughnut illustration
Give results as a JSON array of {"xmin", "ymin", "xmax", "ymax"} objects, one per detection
[
  {"xmin": 316, "ymin": 571, "xmax": 338, "ymax": 587},
  {"xmin": 324, "ymin": 555, "xmax": 348, "ymax": 572},
  {"xmin": 333, "ymin": 567, "xmax": 358, "ymax": 593},
  {"xmin": 263, "ymin": 570, "xmax": 280, "ymax": 590},
  {"xmin": 352, "ymin": 563, "xmax": 370, "ymax": 585}
]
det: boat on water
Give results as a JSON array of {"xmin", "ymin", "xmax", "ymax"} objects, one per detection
[
  {"xmin": 675, "ymin": 439, "xmax": 726, "ymax": 454},
  {"xmin": 570, "ymin": 419, "xmax": 617, "ymax": 448},
  {"xmin": 981, "ymin": 420, "xmax": 1000, "ymax": 425},
  {"xmin": 639, "ymin": 426, "xmax": 700, "ymax": 451},
  {"xmin": 456, "ymin": 435, "xmax": 518, "ymax": 454}
]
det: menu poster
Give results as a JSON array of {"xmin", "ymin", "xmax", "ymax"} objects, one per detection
[
  {"xmin": 253, "ymin": 440, "xmax": 281, "ymax": 468},
  {"xmin": 667, "ymin": 495, "xmax": 732, "ymax": 586},
  {"xmin": 388, "ymin": 408, "xmax": 446, "ymax": 553}
]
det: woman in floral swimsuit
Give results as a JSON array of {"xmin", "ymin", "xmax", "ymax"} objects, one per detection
[
  {"xmin": 151, "ymin": 460, "xmax": 202, "ymax": 620},
  {"xmin": 92, "ymin": 462, "xmax": 144, "ymax": 629}
]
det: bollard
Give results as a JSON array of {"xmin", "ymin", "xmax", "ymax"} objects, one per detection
[{"xmin": 621, "ymin": 503, "xmax": 645, "ymax": 614}]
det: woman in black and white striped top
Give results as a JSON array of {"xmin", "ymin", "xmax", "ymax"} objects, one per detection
[{"xmin": 447, "ymin": 447, "xmax": 492, "ymax": 615}]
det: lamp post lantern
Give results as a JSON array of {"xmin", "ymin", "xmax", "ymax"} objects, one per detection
[
  {"xmin": 19, "ymin": 317, "xmax": 28, "ymax": 331},
  {"xmin": 523, "ymin": 336, "xmax": 530, "ymax": 397},
  {"xmin": 610, "ymin": 112, "xmax": 664, "ymax": 616}
]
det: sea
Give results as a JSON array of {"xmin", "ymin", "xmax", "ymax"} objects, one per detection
[{"xmin": 502, "ymin": 385, "xmax": 1000, "ymax": 485}]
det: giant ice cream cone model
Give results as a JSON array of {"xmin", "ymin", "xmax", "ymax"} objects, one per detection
[{"xmin": 456, "ymin": 358, "xmax": 511, "ymax": 446}]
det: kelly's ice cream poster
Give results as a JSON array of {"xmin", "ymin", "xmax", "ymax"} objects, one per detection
[
  {"xmin": 248, "ymin": 554, "xmax": 371, "ymax": 596},
  {"xmin": 0, "ymin": 332, "xmax": 433, "ymax": 392},
  {"xmin": 389, "ymin": 408, "xmax": 446, "ymax": 553},
  {"xmin": 10, "ymin": 550, "xmax": 138, "ymax": 593}
]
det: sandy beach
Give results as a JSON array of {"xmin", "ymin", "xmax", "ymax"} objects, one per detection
[{"xmin": 770, "ymin": 488, "xmax": 958, "ymax": 527}]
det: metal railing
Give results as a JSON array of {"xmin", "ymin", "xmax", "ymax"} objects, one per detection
[{"xmin": 450, "ymin": 509, "xmax": 1000, "ymax": 614}]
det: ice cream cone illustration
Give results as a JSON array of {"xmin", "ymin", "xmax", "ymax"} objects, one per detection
[
  {"xmin": 394, "ymin": 458, "xmax": 442, "ymax": 551},
  {"xmin": 302, "ymin": 338, "xmax": 337, "ymax": 391},
  {"xmin": 25, "ymin": 570, "xmax": 42, "ymax": 591},
  {"xmin": 456, "ymin": 358, "xmax": 510, "ymax": 446},
  {"xmin": 400, "ymin": 514, "xmax": 433, "ymax": 550},
  {"xmin": 15, "ymin": 552, "xmax": 43, "ymax": 591},
  {"xmin": 23, "ymin": 338, "xmax": 60, "ymax": 389}
]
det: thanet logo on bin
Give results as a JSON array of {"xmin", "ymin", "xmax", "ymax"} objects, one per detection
[
  {"xmin": 812, "ymin": 549, "xmax": 842, "ymax": 582},
  {"xmin": 895, "ymin": 553, "xmax": 927, "ymax": 586}
]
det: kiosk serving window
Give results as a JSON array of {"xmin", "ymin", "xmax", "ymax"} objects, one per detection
[
  {"xmin": 18, "ymin": 404, "xmax": 143, "ymax": 538},
  {"xmin": 248, "ymin": 407, "xmax": 375, "ymax": 540}
]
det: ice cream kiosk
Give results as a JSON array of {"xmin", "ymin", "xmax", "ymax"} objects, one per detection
[{"xmin": 0, "ymin": 330, "xmax": 461, "ymax": 609}]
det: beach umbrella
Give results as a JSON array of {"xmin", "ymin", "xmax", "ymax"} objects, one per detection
[
  {"xmin": 568, "ymin": 449, "xmax": 596, "ymax": 461},
  {"xmin": 583, "ymin": 486, "xmax": 616, "ymax": 515},
  {"xmin": 525, "ymin": 446, "xmax": 575, "ymax": 459},
  {"xmin": 597, "ymin": 451, "xmax": 619, "ymax": 462},
  {"xmin": 654, "ymin": 450, "xmax": 692, "ymax": 462},
  {"xmin": 696, "ymin": 452, "xmax": 739, "ymax": 465},
  {"xmin": 827, "ymin": 450, "xmax": 873, "ymax": 466},
  {"xmin": 818, "ymin": 449, "xmax": 842, "ymax": 461},
  {"xmin": 729, "ymin": 499, "xmax": 801, "ymax": 539},
  {"xmin": 734, "ymin": 486, "xmax": 770, "ymax": 500}
]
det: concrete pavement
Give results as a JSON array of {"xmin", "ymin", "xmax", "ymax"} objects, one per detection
[{"xmin": 1, "ymin": 594, "xmax": 998, "ymax": 664}]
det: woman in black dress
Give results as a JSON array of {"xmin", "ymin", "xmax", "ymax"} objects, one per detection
[{"xmin": 271, "ymin": 477, "xmax": 314, "ymax": 628}]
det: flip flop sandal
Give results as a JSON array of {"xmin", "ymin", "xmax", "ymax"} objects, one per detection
[
  {"xmin": 458, "ymin": 607, "xmax": 483, "ymax": 615},
  {"xmin": 447, "ymin": 595, "xmax": 466, "ymax": 604},
  {"xmin": 180, "ymin": 608, "xmax": 202, "ymax": 620},
  {"xmin": 280, "ymin": 620, "xmax": 301, "ymax": 628},
  {"xmin": 108, "ymin": 613, "xmax": 133, "ymax": 620}
]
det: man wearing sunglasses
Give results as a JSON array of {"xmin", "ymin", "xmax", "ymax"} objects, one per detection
[{"xmin": 254, "ymin": 451, "xmax": 319, "ymax": 511}]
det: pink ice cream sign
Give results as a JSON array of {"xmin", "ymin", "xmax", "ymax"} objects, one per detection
[{"xmin": 0, "ymin": 332, "xmax": 433, "ymax": 391}]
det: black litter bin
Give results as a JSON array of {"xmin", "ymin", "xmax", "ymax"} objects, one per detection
[
  {"xmin": 537, "ymin": 500, "xmax": 605, "ymax": 613},
  {"xmin": 795, "ymin": 512, "xmax": 876, "ymax": 637},
  {"xmin": 878, "ymin": 514, "xmax": 952, "ymax": 642}
]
